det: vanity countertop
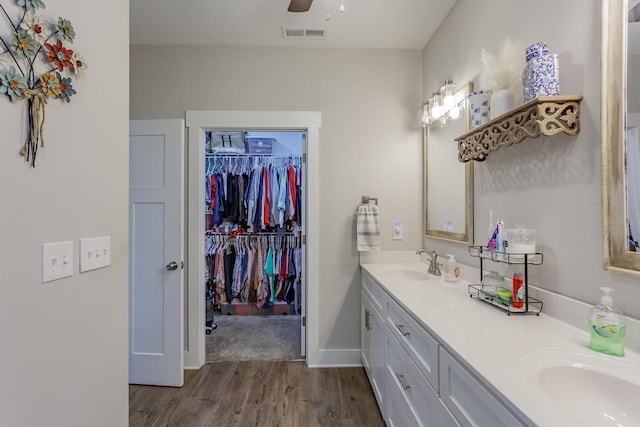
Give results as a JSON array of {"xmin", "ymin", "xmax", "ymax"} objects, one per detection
[{"xmin": 361, "ymin": 261, "xmax": 640, "ymax": 427}]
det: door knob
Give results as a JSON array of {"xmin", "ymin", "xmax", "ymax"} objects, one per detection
[{"xmin": 166, "ymin": 261, "xmax": 178, "ymax": 271}]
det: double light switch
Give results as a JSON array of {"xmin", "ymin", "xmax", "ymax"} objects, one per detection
[{"xmin": 41, "ymin": 241, "xmax": 74, "ymax": 283}]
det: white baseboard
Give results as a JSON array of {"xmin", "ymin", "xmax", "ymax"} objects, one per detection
[
  {"xmin": 184, "ymin": 349, "xmax": 363, "ymax": 369},
  {"xmin": 184, "ymin": 348, "xmax": 203, "ymax": 370},
  {"xmin": 307, "ymin": 348, "xmax": 362, "ymax": 368}
]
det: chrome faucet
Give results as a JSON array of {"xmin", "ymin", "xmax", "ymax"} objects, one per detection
[{"xmin": 416, "ymin": 249, "xmax": 441, "ymax": 276}]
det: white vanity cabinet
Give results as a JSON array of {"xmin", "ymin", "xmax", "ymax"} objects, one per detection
[
  {"xmin": 361, "ymin": 271, "xmax": 386, "ymax": 412},
  {"xmin": 361, "ymin": 266, "xmax": 530, "ymax": 427}
]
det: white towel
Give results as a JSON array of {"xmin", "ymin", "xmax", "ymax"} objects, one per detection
[{"xmin": 357, "ymin": 205, "xmax": 381, "ymax": 251}]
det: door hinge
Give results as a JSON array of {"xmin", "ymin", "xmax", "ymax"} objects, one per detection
[
  {"xmin": 302, "ymin": 316, "xmax": 306, "ymax": 327},
  {"xmin": 302, "ymin": 234, "xmax": 306, "ymax": 245},
  {"xmin": 181, "ymin": 261, "xmax": 184, "ymax": 270},
  {"xmin": 302, "ymin": 153, "xmax": 307, "ymax": 164}
]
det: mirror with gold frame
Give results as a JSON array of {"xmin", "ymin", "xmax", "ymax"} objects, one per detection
[
  {"xmin": 424, "ymin": 82, "xmax": 474, "ymax": 244},
  {"xmin": 602, "ymin": 0, "xmax": 640, "ymax": 274}
]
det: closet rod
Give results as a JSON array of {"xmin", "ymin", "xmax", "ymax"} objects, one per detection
[
  {"xmin": 205, "ymin": 231, "xmax": 299, "ymax": 236},
  {"xmin": 205, "ymin": 153, "xmax": 302, "ymax": 158}
]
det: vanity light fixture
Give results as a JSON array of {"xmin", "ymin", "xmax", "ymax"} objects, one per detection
[{"xmin": 420, "ymin": 80, "xmax": 466, "ymax": 127}]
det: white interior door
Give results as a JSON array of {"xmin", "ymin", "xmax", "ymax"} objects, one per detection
[{"xmin": 129, "ymin": 119, "xmax": 184, "ymax": 387}]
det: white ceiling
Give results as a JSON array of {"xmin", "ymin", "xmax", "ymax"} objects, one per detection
[{"xmin": 130, "ymin": 0, "xmax": 457, "ymax": 49}]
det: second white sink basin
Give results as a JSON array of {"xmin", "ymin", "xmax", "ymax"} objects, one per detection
[{"xmin": 518, "ymin": 350, "xmax": 640, "ymax": 426}]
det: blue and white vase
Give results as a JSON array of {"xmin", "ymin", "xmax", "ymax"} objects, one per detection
[
  {"xmin": 522, "ymin": 42, "xmax": 560, "ymax": 102},
  {"xmin": 525, "ymin": 41, "xmax": 549, "ymax": 61},
  {"xmin": 468, "ymin": 90, "xmax": 492, "ymax": 127}
]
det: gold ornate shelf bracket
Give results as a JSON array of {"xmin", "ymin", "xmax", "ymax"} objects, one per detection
[{"xmin": 455, "ymin": 96, "xmax": 583, "ymax": 162}]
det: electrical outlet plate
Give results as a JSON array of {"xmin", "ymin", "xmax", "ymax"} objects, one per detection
[
  {"xmin": 393, "ymin": 223, "xmax": 403, "ymax": 240},
  {"xmin": 79, "ymin": 236, "xmax": 111, "ymax": 272},
  {"xmin": 41, "ymin": 241, "xmax": 73, "ymax": 283}
]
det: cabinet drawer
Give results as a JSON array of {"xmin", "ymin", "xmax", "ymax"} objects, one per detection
[
  {"xmin": 386, "ymin": 376, "xmax": 420, "ymax": 427},
  {"xmin": 386, "ymin": 297, "xmax": 439, "ymax": 392},
  {"xmin": 362, "ymin": 270, "xmax": 386, "ymax": 314},
  {"xmin": 386, "ymin": 330, "xmax": 438, "ymax": 426},
  {"xmin": 439, "ymin": 347, "xmax": 526, "ymax": 427}
]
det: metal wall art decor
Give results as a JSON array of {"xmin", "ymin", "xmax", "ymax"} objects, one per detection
[{"xmin": 0, "ymin": 0, "xmax": 87, "ymax": 167}]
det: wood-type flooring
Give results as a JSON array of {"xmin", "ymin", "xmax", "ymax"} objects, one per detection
[{"xmin": 129, "ymin": 360, "xmax": 384, "ymax": 427}]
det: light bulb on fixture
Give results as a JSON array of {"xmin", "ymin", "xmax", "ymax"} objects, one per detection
[
  {"xmin": 443, "ymin": 93, "xmax": 455, "ymax": 110},
  {"xmin": 420, "ymin": 107, "xmax": 430, "ymax": 125},
  {"xmin": 442, "ymin": 80, "xmax": 456, "ymax": 110},
  {"xmin": 431, "ymin": 101, "xmax": 443, "ymax": 119},
  {"xmin": 427, "ymin": 94, "xmax": 441, "ymax": 120},
  {"xmin": 448, "ymin": 105, "xmax": 461, "ymax": 120},
  {"xmin": 339, "ymin": 0, "xmax": 345, "ymax": 12}
]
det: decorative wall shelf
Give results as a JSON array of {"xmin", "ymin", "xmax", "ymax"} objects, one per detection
[{"xmin": 455, "ymin": 96, "xmax": 583, "ymax": 162}]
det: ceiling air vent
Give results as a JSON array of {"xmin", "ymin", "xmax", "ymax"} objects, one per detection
[{"xmin": 281, "ymin": 27, "xmax": 327, "ymax": 40}]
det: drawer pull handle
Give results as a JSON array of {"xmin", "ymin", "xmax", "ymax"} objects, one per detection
[
  {"xmin": 365, "ymin": 309, "xmax": 371, "ymax": 330},
  {"xmin": 395, "ymin": 323, "xmax": 410, "ymax": 336},
  {"xmin": 396, "ymin": 373, "xmax": 411, "ymax": 390}
]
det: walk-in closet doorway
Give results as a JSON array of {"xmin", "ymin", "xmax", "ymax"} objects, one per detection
[
  {"xmin": 204, "ymin": 130, "xmax": 305, "ymax": 362},
  {"xmin": 185, "ymin": 111, "xmax": 322, "ymax": 370}
]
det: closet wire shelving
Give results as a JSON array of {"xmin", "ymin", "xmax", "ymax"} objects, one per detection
[{"xmin": 467, "ymin": 246, "xmax": 544, "ymax": 316}]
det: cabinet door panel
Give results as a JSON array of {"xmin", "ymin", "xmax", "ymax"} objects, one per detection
[
  {"xmin": 439, "ymin": 348, "xmax": 526, "ymax": 427},
  {"xmin": 437, "ymin": 398, "xmax": 462, "ymax": 427},
  {"xmin": 362, "ymin": 290, "xmax": 385, "ymax": 412},
  {"xmin": 361, "ymin": 291, "xmax": 373, "ymax": 375},
  {"xmin": 370, "ymin": 301, "xmax": 385, "ymax": 413}
]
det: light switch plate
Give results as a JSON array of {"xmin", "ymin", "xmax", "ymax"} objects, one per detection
[
  {"xmin": 80, "ymin": 236, "xmax": 111, "ymax": 272},
  {"xmin": 42, "ymin": 241, "xmax": 73, "ymax": 283}
]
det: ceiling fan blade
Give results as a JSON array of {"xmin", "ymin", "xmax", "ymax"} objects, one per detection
[{"xmin": 288, "ymin": 0, "xmax": 313, "ymax": 12}]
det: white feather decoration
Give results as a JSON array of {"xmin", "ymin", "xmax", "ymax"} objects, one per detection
[{"xmin": 480, "ymin": 38, "xmax": 525, "ymax": 91}]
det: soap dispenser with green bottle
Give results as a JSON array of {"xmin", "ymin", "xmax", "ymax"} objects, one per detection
[{"xmin": 588, "ymin": 287, "xmax": 626, "ymax": 357}]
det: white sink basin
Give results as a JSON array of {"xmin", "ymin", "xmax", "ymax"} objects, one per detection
[
  {"xmin": 518, "ymin": 350, "xmax": 640, "ymax": 426},
  {"xmin": 379, "ymin": 269, "xmax": 430, "ymax": 281}
]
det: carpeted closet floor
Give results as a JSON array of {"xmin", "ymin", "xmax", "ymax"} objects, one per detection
[{"xmin": 206, "ymin": 314, "xmax": 301, "ymax": 361}]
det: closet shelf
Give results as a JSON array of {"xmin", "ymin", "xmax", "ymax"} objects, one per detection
[{"xmin": 455, "ymin": 96, "xmax": 583, "ymax": 162}]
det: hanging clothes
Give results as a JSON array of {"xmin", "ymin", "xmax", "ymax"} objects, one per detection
[
  {"xmin": 204, "ymin": 233, "xmax": 302, "ymax": 312},
  {"xmin": 205, "ymin": 155, "xmax": 303, "ymax": 232},
  {"xmin": 204, "ymin": 150, "xmax": 303, "ymax": 323}
]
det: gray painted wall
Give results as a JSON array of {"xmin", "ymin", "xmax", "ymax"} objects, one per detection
[
  {"xmin": 423, "ymin": 0, "xmax": 640, "ymax": 319},
  {"xmin": 0, "ymin": 0, "xmax": 129, "ymax": 424},
  {"xmin": 130, "ymin": 46, "xmax": 424, "ymax": 350}
]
